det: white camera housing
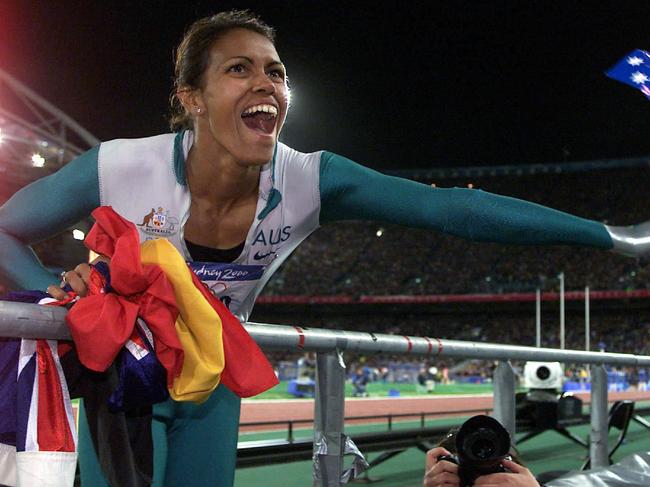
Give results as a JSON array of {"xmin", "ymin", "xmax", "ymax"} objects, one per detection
[{"xmin": 523, "ymin": 361, "xmax": 564, "ymax": 390}]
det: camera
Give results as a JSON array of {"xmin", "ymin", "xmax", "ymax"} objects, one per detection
[
  {"xmin": 438, "ymin": 415, "xmax": 511, "ymax": 486},
  {"xmin": 523, "ymin": 361, "xmax": 563, "ymax": 391}
]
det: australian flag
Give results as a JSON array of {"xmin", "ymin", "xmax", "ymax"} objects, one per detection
[
  {"xmin": 606, "ymin": 48, "xmax": 650, "ymax": 99},
  {"xmin": 0, "ymin": 293, "xmax": 77, "ymax": 487}
]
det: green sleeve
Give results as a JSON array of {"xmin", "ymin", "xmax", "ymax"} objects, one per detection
[
  {"xmin": 319, "ymin": 151, "xmax": 613, "ymax": 249},
  {"xmin": 0, "ymin": 146, "xmax": 101, "ymax": 291}
]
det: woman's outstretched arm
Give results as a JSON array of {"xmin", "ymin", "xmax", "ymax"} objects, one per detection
[
  {"xmin": 319, "ymin": 152, "xmax": 619, "ymax": 250},
  {"xmin": 0, "ymin": 146, "xmax": 100, "ymax": 291}
]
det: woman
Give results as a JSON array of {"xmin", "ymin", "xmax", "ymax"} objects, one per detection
[{"xmin": 0, "ymin": 9, "xmax": 648, "ymax": 487}]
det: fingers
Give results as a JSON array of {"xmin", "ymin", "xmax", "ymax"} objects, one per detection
[
  {"xmin": 48, "ymin": 263, "xmax": 93, "ymax": 299},
  {"xmin": 425, "ymin": 447, "xmax": 451, "ymax": 470},
  {"xmin": 47, "ymin": 284, "xmax": 68, "ymax": 300},
  {"xmin": 63, "ymin": 265, "xmax": 91, "ymax": 297},
  {"xmin": 430, "ymin": 459, "xmax": 459, "ymax": 477},
  {"xmin": 74, "ymin": 263, "xmax": 92, "ymax": 285},
  {"xmin": 501, "ymin": 459, "xmax": 527, "ymax": 474},
  {"xmin": 423, "ymin": 470, "xmax": 460, "ymax": 486},
  {"xmin": 424, "ymin": 450, "xmax": 460, "ymax": 487}
]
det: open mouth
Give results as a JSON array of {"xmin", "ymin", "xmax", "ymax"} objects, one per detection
[{"xmin": 241, "ymin": 104, "xmax": 278, "ymax": 135}]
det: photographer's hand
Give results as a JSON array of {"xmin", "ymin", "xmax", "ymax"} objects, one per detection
[
  {"xmin": 423, "ymin": 447, "xmax": 460, "ymax": 487},
  {"xmin": 473, "ymin": 459, "xmax": 540, "ymax": 486}
]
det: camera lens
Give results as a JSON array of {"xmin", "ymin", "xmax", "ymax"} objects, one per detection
[
  {"xmin": 456, "ymin": 416, "xmax": 510, "ymax": 465},
  {"xmin": 464, "ymin": 427, "xmax": 499, "ymax": 460},
  {"xmin": 471, "ymin": 437, "xmax": 496, "ymax": 460},
  {"xmin": 536, "ymin": 366, "xmax": 551, "ymax": 380}
]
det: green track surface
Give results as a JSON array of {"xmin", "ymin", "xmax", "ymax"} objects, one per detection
[
  {"xmin": 252, "ymin": 380, "xmax": 497, "ymax": 400},
  {"xmin": 235, "ymin": 412, "xmax": 650, "ymax": 486}
]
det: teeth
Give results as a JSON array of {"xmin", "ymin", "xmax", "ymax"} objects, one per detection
[{"xmin": 243, "ymin": 104, "xmax": 278, "ymax": 116}]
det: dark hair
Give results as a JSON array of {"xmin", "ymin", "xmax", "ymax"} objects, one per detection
[{"xmin": 169, "ymin": 10, "xmax": 276, "ymax": 131}]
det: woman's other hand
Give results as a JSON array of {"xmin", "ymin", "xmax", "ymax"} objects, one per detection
[{"xmin": 424, "ymin": 446, "xmax": 460, "ymax": 487}]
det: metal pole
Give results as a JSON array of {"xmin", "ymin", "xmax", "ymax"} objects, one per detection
[
  {"xmin": 492, "ymin": 361, "xmax": 516, "ymax": 445},
  {"xmin": 313, "ymin": 351, "xmax": 346, "ymax": 487},
  {"xmin": 536, "ymin": 288, "xmax": 541, "ymax": 347},
  {"xmin": 558, "ymin": 272, "xmax": 565, "ymax": 350},
  {"xmin": 0, "ymin": 68, "xmax": 101, "ymax": 147},
  {"xmin": 246, "ymin": 323, "xmax": 650, "ymax": 366},
  {"xmin": 585, "ymin": 286, "xmax": 590, "ymax": 352},
  {"xmin": 3, "ymin": 303, "xmax": 650, "ymax": 367},
  {"xmin": 0, "ymin": 301, "xmax": 69, "ymax": 339},
  {"xmin": 590, "ymin": 364, "xmax": 609, "ymax": 468}
]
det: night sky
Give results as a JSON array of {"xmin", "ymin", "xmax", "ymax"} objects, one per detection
[{"xmin": 2, "ymin": 1, "xmax": 650, "ymax": 170}]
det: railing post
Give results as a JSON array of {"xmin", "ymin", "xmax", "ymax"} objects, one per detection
[
  {"xmin": 590, "ymin": 364, "xmax": 609, "ymax": 468},
  {"xmin": 492, "ymin": 361, "xmax": 516, "ymax": 445},
  {"xmin": 313, "ymin": 350, "xmax": 346, "ymax": 486}
]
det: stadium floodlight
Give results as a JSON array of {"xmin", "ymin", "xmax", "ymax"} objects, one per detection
[
  {"xmin": 376, "ymin": 228, "xmax": 383, "ymax": 237},
  {"xmin": 72, "ymin": 229, "xmax": 85, "ymax": 240},
  {"xmin": 31, "ymin": 153, "xmax": 45, "ymax": 167}
]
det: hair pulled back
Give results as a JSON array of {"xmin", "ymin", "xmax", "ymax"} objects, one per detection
[{"xmin": 169, "ymin": 10, "xmax": 275, "ymax": 132}]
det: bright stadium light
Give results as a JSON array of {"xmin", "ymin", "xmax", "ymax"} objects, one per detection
[
  {"xmin": 31, "ymin": 153, "xmax": 45, "ymax": 167},
  {"xmin": 376, "ymin": 228, "xmax": 384, "ymax": 237},
  {"xmin": 72, "ymin": 229, "xmax": 85, "ymax": 240}
]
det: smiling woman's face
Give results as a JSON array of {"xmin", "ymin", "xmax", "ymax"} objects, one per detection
[{"xmin": 193, "ymin": 28, "xmax": 289, "ymax": 166}]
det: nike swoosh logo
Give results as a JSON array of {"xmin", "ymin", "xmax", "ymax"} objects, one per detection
[{"xmin": 253, "ymin": 250, "xmax": 273, "ymax": 260}]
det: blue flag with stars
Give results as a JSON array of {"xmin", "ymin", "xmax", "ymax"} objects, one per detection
[{"xmin": 606, "ymin": 49, "xmax": 650, "ymax": 99}]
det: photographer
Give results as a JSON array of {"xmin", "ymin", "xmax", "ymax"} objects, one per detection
[
  {"xmin": 423, "ymin": 416, "xmax": 541, "ymax": 487},
  {"xmin": 424, "ymin": 446, "xmax": 540, "ymax": 486}
]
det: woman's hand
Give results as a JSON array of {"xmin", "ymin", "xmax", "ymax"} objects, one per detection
[
  {"xmin": 424, "ymin": 447, "xmax": 460, "ymax": 487},
  {"xmin": 473, "ymin": 459, "xmax": 540, "ymax": 486},
  {"xmin": 47, "ymin": 256, "xmax": 110, "ymax": 300}
]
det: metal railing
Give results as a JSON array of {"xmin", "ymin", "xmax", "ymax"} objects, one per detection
[{"xmin": 2, "ymin": 301, "xmax": 650, "ymax": 486}]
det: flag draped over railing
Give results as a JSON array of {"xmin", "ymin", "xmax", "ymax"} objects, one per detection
[{"xmin": 0, "ymin": 293, "xmax": 77, "ymax": 487}]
